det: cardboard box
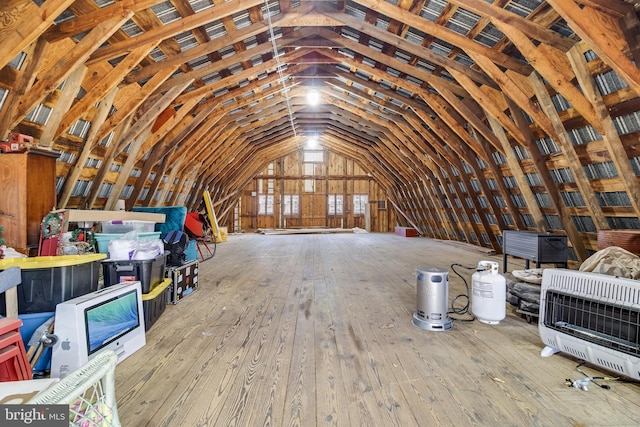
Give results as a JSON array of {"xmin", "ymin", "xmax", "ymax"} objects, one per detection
[{"xmin": 165, "ymin": 260, "xmax": 199, "ymax": 304}]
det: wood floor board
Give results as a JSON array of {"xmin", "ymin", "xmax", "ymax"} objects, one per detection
[{"xmin": 115, "ymin": 233, "xmax": 640, "ymax": 426}]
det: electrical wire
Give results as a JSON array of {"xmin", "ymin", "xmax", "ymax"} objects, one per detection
[
  {"xmin": 564, "ymin": 360, "xmax": 640, "ymax": 391},
  {"xmin": 449, "ymin": 263, "xmax": 476, "ymax": 322}
]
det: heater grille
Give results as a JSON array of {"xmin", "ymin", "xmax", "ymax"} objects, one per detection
[
  {"xmin": 543, "ymin": 291, "xmax": 640, "ymax": 357},
  {"xmin": 539, "ymin": 269, "xmax": 640, "ymax": 380}
]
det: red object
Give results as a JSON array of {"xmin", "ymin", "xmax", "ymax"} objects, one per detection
[
  {"xmin": 0, "ymin": 141, "xmax": 21, "ymax": 153},
  {"xmin": 395, "ymin": 226, "xmax": 417, "ymax": 237},
  {"xmin": 184, "ymin": 212, "xmax": 205, "ymax": 238},
  {"xmin": 0, "ymin": 133, "xmax": 32, "ymax": 153},
  {"xmin": 0, "ymin": 318, "xmax": 32, "ymax": 382},
  {"xmin": 9, "ymin": 133, "xmax": 33, "ymax": 144}
]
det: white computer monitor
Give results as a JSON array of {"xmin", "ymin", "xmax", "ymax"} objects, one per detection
[{"xmin": 50, "ymin": 281, "xmax": 146, "ymax": 378}]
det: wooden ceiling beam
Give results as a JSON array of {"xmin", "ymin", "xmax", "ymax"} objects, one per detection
[
  {"xmin": 446, "ymin": 0, "xmax": 574, "ymax": 51},
  {"xmin": 319, "ymin": 7, "xmax": 498, "ymax": 89},
  {"xmin": 10, "ymin": 11, "xmax": 134, "ymax": 131},
  {"xmin": 350, "ymin": 0, "xmax": 532, "ymax": 75},
  {"xmin": 0, "ymin": 0, "xmax": 75, "ymax": 70},
  {"xmin": 546, "ymin": 0, "xmax": 640, "ymax": 97},
  {"xmin": 87, "ymin": 0, "xmax": 268, "ymax": 64},
  {"xmin": 43, "ymin": 0, "xmax": 165, "ymax": 42}
]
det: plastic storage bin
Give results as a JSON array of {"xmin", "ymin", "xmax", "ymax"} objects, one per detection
[
  {"xmin": 0, "ymin": 254, "xmax": 106, "ymax": 315},
  {"xmin": 100, "ymin": 220, "xmax": 156, "ymax": 234},
  {"xmin": 101, "ymin": 252, "xmax": 167, "ymax": 293},
  {"xmin": 142, "ymin": 278, "xmax": 171, "ymax": 331},
  {"xmin": 94, "ymin": 231, "xmax": 161, "ymax": 254},
  {"xmin": 18, "ymin": 312, "xmax": 55, "ymax": 372}
]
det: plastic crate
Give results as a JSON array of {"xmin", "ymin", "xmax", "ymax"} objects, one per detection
[
  {"xmin": 94, "ymin": 232, "xmax": 162, "ymax": 254},
  {"xmin": 100, "ymin": 220, "xmax": 156, "ymax": 234},
  {"xmin": 101, "ymin": 252, "xmax": 167, "ymax": 294},
  {"xmin": 142, "ymin": 278, "xmax": 171, "ymax": 331},
  {"xmin": 0, "ymin": 254, "xmax": 106, "ymax": 315}
]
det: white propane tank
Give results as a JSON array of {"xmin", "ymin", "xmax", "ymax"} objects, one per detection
[{"xmin": 471, "ymin": 260, "xmax": 506, "ymax": 324}]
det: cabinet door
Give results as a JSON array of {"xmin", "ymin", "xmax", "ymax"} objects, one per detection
[
  {"xmin": 26, "ymin": 152, "xmax": 57, "ymax": 250},
  {"xmin": 0, "ymin": 150, "xmax": 57, "ymax": 254},
  {"xmin": 0, "ymin": 154, "xmax": 28, "ymax": 251}
]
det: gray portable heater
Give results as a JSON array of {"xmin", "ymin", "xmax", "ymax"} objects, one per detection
[{"xmin": 412, "ymin": 267, "xmax": 453, "ymax": 331}]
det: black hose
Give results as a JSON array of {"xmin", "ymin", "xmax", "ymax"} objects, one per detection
[{"xmin": 449, "ymin": 263, "xmax": 476, "ymax": 321}]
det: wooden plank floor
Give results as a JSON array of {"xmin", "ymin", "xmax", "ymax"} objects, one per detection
[{"xmin": 115, "ymin": 233, "xmax": 640, "ymax": 426}]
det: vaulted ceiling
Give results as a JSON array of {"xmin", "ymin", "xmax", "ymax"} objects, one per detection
[{"xmin": 1, "ymin": 0, "xmax": 639, "ymax": 260}]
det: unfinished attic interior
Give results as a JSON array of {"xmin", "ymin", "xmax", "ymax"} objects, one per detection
[
  {"xmin": 1, "ymin": 0, "xmax": 640, "ymax": 425},
  {"xmin": 0, "ymin": 0, "xmax": 639, "ymax": 259}
]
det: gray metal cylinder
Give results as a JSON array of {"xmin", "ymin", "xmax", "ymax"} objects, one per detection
[{"xmin": 412, "ymin": 266, "xmax": 453, "ymax": 331}]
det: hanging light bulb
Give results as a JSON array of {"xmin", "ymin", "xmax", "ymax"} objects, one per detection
[
  {"xmin": 306, "ymin": 136, "xmax": 318, "ymax": 148},
  {"xmin": 307, "ymin": 90, "xmax": 320, "ymax": 106}
]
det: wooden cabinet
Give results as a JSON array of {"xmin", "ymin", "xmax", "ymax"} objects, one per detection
[{"xmin": 0, "ymin": 149, "xmax": 58, "ymax": 255}]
